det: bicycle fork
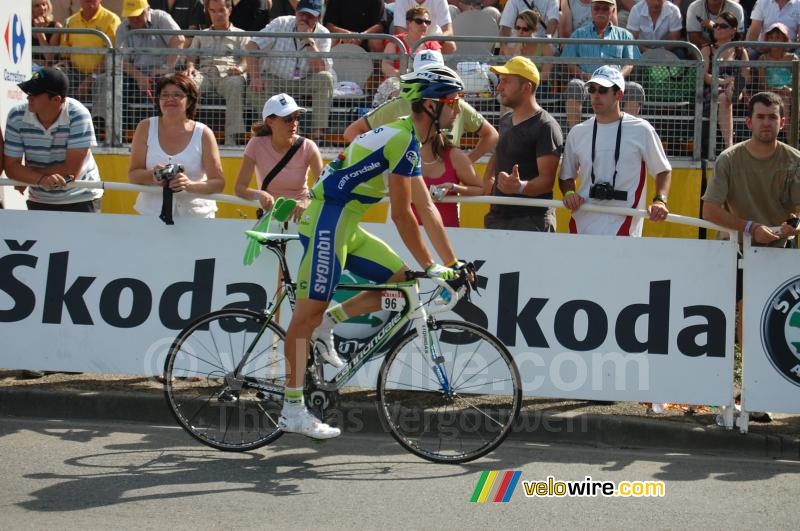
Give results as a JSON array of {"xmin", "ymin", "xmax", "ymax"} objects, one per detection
[{"xmin": 416, "ymin": 308, "xmax": 452, "ymax": 397}]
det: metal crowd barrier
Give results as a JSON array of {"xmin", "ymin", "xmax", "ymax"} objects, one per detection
[
  {"xmin": 708, "ymin": 40, "xmax": 800, "ymax": 160},
  {"xmin": 28, "ymin": 28, "xmax": 798, "ymax": 161}
]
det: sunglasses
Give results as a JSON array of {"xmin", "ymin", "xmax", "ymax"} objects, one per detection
[
  {"xmin": 714, "ymin": 23, "xmax": 732, "ymax": 29},
  {"xmin": 436, "ymin": 96, "xmax": 461, "ymax": 109},
  {"xmin": 587, "ymin": 84, "xmax": 611, "ymax": 94},
  {"xmin": 275, "ymin": 113, "xmax": 300, "ymax": 123},
  {"xmin": 411, "ymin": 18, "xmax": 432, "ymax": 25},
  {"xmin": 515, "ymin": 25, "xmax": 532, "ymax": 32}
]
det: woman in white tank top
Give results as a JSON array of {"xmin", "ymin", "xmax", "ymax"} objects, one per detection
[{"xmin": 127, "ymin": 73, "xmax": 225, "ymax": 218}]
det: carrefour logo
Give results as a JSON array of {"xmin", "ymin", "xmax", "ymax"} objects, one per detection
[{"xmin": 4, "ymin": 13, "xmax": 26, "ymax": 64}]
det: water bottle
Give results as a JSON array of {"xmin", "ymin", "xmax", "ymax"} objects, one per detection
[{"xmin": 434, "ymin": 286, "xmax": 452, "ymax": 305}]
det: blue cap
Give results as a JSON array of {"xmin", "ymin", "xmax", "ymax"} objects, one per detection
[{"xmin": 297, "ymin": 0, "xmax": 323, "ymax": 17}]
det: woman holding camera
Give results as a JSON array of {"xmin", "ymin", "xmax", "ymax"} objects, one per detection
[{"xmin": 128, "ymin": 73, "xmax": 225, "ymax": 218}]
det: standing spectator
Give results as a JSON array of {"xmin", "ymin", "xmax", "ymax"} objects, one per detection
[
  {"xmin": 245, "ymin": 0, "xmax": 334, "ymax": 144},
  {"xmin": 701, "ymin": 11, "xmax": 751, "ymax": 150},
  {"xmin": 484, "ymin": 56, "xmax": 563, "ymax": 232},
  {"xmin": 234, "ymin": 93, "xmax": 323, "ymax": 222},
  {"xmin": 381, "ymin": 7, "xmax": 442, "ymax": 81},
  {"xmin": 685, "ymin": 0, "xmax": 744, "ymax": 49},
  {"xmin": 561, "ymin": 0, "xmax": 645, "ymax": 129},
  {"xmin": 127, "ymin": 73, "xmax": 225, "ymax": 218},
  {"xmin": 60, "ymin": 0, "xmax": 120, "ymax": 104},
  {"xmin": 499, "ymin": 0, "xmax": 560, "ymax": 37},
  {"xmin": 116, "ymin": 0, "xmax": 186, "ymax": 129},
  {"xmin": 703, "ymin": 91, "xmax": 800, "ymax": 247},
  {"xmin": 559, "ymin": 65, "xmax": 672, "ymax": 236},
  {"xmin": 702, "ymin": 91, "xmax": 799, "ymax": 397},
  {"xmin": 500, "ymin": 9, "xmax": 556, "ymax": 87},
  {"xmin": 344, "ymin": 51, "xmax": 499, "ymax": 163},
  {"xmin": 230, "ymin": 0, "xmax": 271, "ymax": 32},
  {"xmin": 4, "ymin": 67, "xmax": 103, "ymax": 212},
  {"xmin": 32, "ymin": 0, "xmax": 63, "ymax": 66},
  {"xmin": 324, "ymin": 0, "xmax": 386, "ymax": 52},
  {"xmin": 184, "ymin": 0, "xmax": 249, "ymax": 146},
  {"xmin": 269, "ymin": 0, "xmax": 296, "ymax": 19},
  {"xmin": 392, "ymin": 0, "xmax": 457, "ymax": 54},
  {"xmin": 746, "ymin": 0, "xmax": 800, "ymax": 42},
  {"xmin": 627, "ymin": 0, "xmax": 683, "ymax": 51},
  {"xmin": 148, "ymin": 0, "xmax": 207, "ymax": 30}
]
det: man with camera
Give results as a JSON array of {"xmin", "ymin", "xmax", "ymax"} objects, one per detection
[
  {"xmin": 559, "ymin": 66, "xmax": 671, "ymax": 236},
  {"xmin": 703, "ymin": 91, "xmax": 800, "ymax": 248},
  {"xmin": 4, "ymin": 67, "xmax": 103, "ymax": 212}
]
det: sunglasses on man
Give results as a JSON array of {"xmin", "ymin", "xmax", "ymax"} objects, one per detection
[{"xmin": 587, "ymin": 84, "xmax": 612, "ymax": 94}]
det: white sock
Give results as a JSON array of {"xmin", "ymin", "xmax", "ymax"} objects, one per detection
[{"xmin": 282, "ymin": 387, "xmax": 304, "ymax": 416}]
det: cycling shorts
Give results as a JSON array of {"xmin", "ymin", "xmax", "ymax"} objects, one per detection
[{"xmin": 296, "ymin": 198, "xmax": 405, "ymax": 301}]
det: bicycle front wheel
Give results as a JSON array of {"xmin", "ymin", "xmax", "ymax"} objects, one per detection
[
  {"xmin": 164, "ymin": 308, "xmax": 287, "ymax": 452},
  {"xmin": 377, "ymin": 320, "xmax": 522, "ymax": 464}
]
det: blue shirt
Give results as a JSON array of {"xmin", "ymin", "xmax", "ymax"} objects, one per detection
[{"xmin": 561, "ymin": 24, "xmax": 641, "ymax": 74}]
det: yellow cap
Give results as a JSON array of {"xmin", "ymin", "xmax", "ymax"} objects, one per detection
[
  {"xmin": 490, "ymin": 56, "xmax": 540, "ymax": 86},
  {"xmin": 121, "ymin": 0, "xmax": 148, "ymax": 18}
]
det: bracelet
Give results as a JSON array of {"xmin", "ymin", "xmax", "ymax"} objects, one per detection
[
  {"xmin": 564, "ymin": 190, "xmax": 575, "ymax": 197},
  {"xmin": 445, "ymin": 258, "xmax": 459, "ymax": 267},
  {"xmin": 744, "ymin": 220, "xmax": 753, "ymax": 235},
  {"xmin": 517, "ymin": 181, "xmax": 526, "ymax": 195}
]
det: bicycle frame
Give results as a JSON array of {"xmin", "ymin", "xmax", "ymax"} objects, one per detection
[{"xmin": 234, "ymin": 234, "xmax": 459, "ymax": 400}]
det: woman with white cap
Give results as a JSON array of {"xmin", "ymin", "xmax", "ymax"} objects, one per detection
[{"xmin": 234, "ymin": 93, "xmax": 324, "ymax": 222}]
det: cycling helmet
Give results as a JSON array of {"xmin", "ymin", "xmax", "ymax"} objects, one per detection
[{"xmin": 399, "ymin": 65, "xmax": 464, "ymax": 102}]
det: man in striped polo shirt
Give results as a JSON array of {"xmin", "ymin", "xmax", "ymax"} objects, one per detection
[{"xmin": 4, "ymin": 67, "xmax": 102, "ymax": 212}]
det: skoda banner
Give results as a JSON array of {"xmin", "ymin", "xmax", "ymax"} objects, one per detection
[
  {"xmin": 742, "ymin": 238, "xmax": 800, "ymax": 414},
  {"xmin": 0, "ymin": 210, "xmax": 738, "ymax": 406}
]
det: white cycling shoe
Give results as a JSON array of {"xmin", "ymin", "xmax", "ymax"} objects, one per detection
[
  {"xmin": 279, "ymin": 408, "xmax": 341, "ymax": 439},
  {"xmin": 311, "ymin": 325, "xmax": 345, "ymax": 368}
]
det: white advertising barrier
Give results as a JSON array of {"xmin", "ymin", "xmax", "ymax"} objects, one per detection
[
  {"xmin": 0, "ymin": 210, "xmax": 291, "ymax": 375},
  {"xmin": 741, "ymin": 236, "xmax": 800, "ymax": 419},
  {"xmin": 0, "ymin": 208, "xmax": 738, "ymax": 406},
  {"xmin": 0, "ymin": 3, "xmax": 31, "ymax": 209}
]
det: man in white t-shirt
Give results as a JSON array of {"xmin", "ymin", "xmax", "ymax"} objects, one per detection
[
  {"xmin": 392, "ymin": 0, "xmax": 456, "ymax": 53},
  {"xmin": 746, "ymin": 0, "xmax": 800, "ymax": 42},
  {"xmin": 559, "ymin": 66, "xmax": 672, "ymax": 236}
]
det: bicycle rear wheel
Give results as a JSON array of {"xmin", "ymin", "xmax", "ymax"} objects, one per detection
[
  {"xmin": 164, "ymin": 308, "xmax": 287, "ymax": 451},
  {"xmin": 377, "ymin": 320, "xmax": 522, "ymax": 464}
]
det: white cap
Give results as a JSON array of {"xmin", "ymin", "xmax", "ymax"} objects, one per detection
[
  {"xmin": 413, "ymin": 49, "xmax": 444, "ymax": 72},
  {"xmin": 587, "ymin": 65, "xmax": 625, "ymax": 91},
  {"xmin": 261, "ymin": 93, "xmax": 306, "ymax": 119}
]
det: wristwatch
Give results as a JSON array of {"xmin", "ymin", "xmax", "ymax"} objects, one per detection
[{"xmin": 652, "ymin": 194, "xmax": 668, "ymax": 205}]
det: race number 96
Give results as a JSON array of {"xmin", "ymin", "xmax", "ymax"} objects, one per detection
[{"xmin": 381, "ymin": 290, "xmax": 406, "ymax": 312}]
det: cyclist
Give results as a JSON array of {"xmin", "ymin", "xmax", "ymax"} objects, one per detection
[{"xmin": 279, "ymin": 65, "xmax": 467, "ymax": 439}]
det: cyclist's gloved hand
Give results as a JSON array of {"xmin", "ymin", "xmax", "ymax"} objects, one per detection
[{"xmin": 426, "ymin": 263, "xmax": 457, "ymax": 281}]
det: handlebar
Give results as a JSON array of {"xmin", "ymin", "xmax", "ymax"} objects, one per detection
[{"xmin": 405, "ymin": 262, "xmax": 477, "ymax": 313}]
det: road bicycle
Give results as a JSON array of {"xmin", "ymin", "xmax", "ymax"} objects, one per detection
[{"xmin": 163, "ymin": 203, "xmax": 521, "ymax": 463}]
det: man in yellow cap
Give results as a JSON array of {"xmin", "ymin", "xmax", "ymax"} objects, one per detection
[{"xmin": 483, "ymin": 56, "xmax": 563, "ymax": 232}]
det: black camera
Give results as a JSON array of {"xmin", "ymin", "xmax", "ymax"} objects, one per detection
[
  {"xmin": 589, "ymin": 182, "xmax": 627, "ymax": 201},
  {"xmin": 154, "ymin": 163, "xmax": 184, "ymax": 181}
]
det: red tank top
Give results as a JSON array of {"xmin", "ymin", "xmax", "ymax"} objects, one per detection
[{"xmin": 413, "ymin": 147, "xmax": 460, "ymax": 228}]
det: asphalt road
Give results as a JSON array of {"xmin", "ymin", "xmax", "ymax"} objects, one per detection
[{"xmin": 1, "ymin": 417, "xmax": 798, "ymax": 529}]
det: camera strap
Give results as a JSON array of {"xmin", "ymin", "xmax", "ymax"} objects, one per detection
[
  {"xmin": 256, "ymin": 135, "xmax": 305, "ymax": 219},
  {"xmin": 590, "ymin": 114, "xmax": 624, "ymax": 189},
  {"xmin": 159, "ymin": 186, "xmax": 175, "ymax": 226}
]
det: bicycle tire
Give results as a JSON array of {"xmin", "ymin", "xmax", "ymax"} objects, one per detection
[
  {"xmin": 164, "ymin": 308, "xmax": 287, "ymax": 452},
  {"xmin": 377, "ymin": 319, "xmax": 522, "ymax": 464}
]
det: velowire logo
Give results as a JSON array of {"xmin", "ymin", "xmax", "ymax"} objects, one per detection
[{"xmin": 469, "ymin": 470, "xmax": 521, "ymax": 503}]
